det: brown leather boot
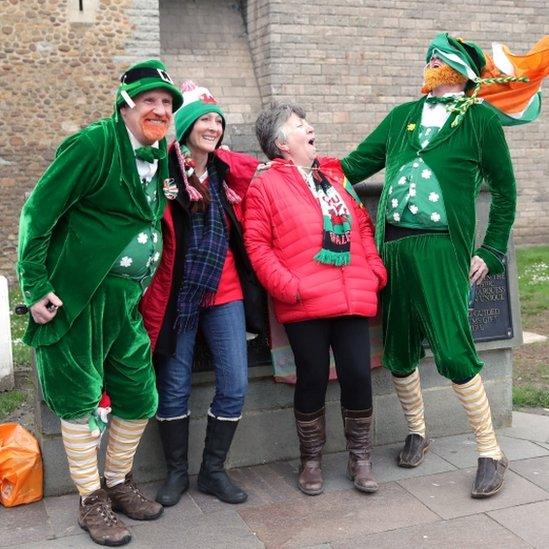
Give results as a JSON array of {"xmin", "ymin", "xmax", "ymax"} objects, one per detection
[
  {"xmin": 294, "ymin": 407, "xmax": 326, "ymax": 496},
  {"xmin": 104, "ymin": 473, "xmax": 163, "ymax": 520},
  {"xmin": 471, "ymin": 454, "xmax": 509, "ymax": 498},
  {"xmin": 341, "ymin": 407, "xmax": 378, "ymax": 493},
  {"xmin": 78, "ymin": 488, "xmax": 131, "ymax": 546}
]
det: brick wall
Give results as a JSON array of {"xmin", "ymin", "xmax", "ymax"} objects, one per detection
[
  {"xmin": 245, "ymin": 0, "xmax": 549, "ymax": 245},
  {"xmin": 159, "ymin": 0, "xmax": 263, "ymax": 155}
]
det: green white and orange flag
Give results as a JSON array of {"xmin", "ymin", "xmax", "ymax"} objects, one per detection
[{"xmin": 479, "ymin": 36, "xmax": 549, "ymax": 126}]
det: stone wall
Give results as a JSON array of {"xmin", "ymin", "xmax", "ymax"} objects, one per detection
[
  {"xmin": 1, "ymin": 0, "xmax": 547, "ymax": 283},
  {"xmin": 0, "ymin": 0, "xmax": 160, "ymax": 280}
]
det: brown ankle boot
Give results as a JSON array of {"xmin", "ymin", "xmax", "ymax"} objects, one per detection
[
  {"xmin": 294, "ymin": 407, "xmax": 326, "ymax": 496},
  {"xmin": 78, "ymin": 488, "xmax": 131, "ymax": 546},
  {"xmin": 341, "ymin": 407, "xmax": 378, "ymax": 493},
  {"xmin": 104, "ymin": 473, "xmax": 163, "ymax": 520}
]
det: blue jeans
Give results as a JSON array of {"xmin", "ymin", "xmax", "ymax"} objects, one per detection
[{"xmin": 156, "ymin": 300, "xmax": 248, "ymax": 420}]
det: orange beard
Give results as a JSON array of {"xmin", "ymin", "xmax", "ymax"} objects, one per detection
[
  {"xmin": 421, "ymin": 65, "xmax": 468, "ymax": 94},
  {"xmin": 140, "ymin": 117, "xmax": 170, "ymax": 142}
]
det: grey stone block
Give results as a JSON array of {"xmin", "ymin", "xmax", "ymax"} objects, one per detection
[
  {"xmin": 0, "ymin": 500, "xmax": 51, "ymax": 547},
  {"xmin": 509, "ymin": 456, "xmax": 549, "ymax": 492},
  {"xmin": 398, "ymin": 468, "xmax": 548, "ymax": 520},
  {"xmin": 130, "ymin": 510, "xmax": 263, "ymax": 548},
  {"xmin": 488, "ymin": 500, "xmax": 549, "ymax": 549},
  {"xmin": 332, "ymin": 514, "xmax": 529, "ymax": 549},
  {"xmin": 500, "ymin": 411, "xmax": 549, "ymax": 444}
]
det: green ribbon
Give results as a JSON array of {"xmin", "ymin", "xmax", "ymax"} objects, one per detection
[{"xmin": 425, "ymin": 96, "xmax": 458, "ymax": 105}]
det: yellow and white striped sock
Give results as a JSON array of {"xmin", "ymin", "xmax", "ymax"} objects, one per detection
[
  {"xmin": 392, "ymin": 369, "xmax": 426, "ymax": 438},
  {"xmin": 60, "ymin": 419, "xmax": 101, "ymax": 496},
  {"xmin": 104, "ymin": 417, "xmax": 148, "ymax": 488},
  {"xmin": 452, "ymin": 374, "xmax": 502, "ymax": 460}
]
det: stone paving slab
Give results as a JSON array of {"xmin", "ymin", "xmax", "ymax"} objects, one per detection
[
  {"xmin": 500, "ymin": 411, "xmax": 549, "ymax": 444},
  {"xmin": 429, "ymin": 433, "xmax": 549, "ymax": 468},
  {"xmin": 488, "ymin": 500, "xmax": 549, "ymax": 548},
  {"xmin": 287, "ymin": 444, "xmax": 456, "ymax": 495},
  {"xmin": 509, "ymin": 455, "xmax": 549, "ymax": 492},
  {"xmin": 129, "ymin": 510, "xmax": 263, "ymax": 548},
  {"xmin": 397, "ymin": 467, "xmax": 549, "ymax": 520},
  {"xmin": 237, "ymin": 482, "xmax": 440, "ymax": 547},
  {"xmin": 0, "ymin": 500, "xmax": 51, "ymax": 547},
  {"xmin": 331, "ymin": 514, "xmax": 530, "ymax": 549},
  {"xmin": 187, "ymin": 462, "xmax": 301, "ymax": 514},
  {"xmin": 11, "ymin": 534, "xmax": 94, "ymax": 548},
  {"xmin": 12, "ymin": 510, "xmax": 263, "ymax": 549}
]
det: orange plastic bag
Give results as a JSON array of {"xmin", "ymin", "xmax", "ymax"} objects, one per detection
[{"xmin": 0, "ymin": 423, "xmax": 43, "ymax": 507}]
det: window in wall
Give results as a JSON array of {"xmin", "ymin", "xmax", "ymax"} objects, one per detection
[{"xmin": 67, "ymin": 0, "xmax": 99, "ymax": 24}]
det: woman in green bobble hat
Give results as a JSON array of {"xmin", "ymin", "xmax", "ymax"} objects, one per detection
[{"xmin": 140, "ymin": 81, "xmax": 265, "ymax": 507}]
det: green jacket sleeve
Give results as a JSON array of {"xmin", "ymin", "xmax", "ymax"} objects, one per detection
[
  {"xmin": 17, "ymin": 131, "xmax": 102, "ymax": 305},
  {"xmin": 475, "ymin": 115, "xmax": 517, "ymax": 275},
  {"xmin": 340, "ymin": 110, "xmax": 392, "ymax": 184}
]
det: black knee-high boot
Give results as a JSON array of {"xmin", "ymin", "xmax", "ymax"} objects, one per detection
[
  {"xmin": 197, "ymin": 415, "xmax": 247, "ymax": 504},
  {"xmin": 155, "ymin": 417, "xmax": 189, "ymax": 506}
]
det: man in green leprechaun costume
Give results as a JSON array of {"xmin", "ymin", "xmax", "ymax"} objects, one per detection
[
  {"xmin": 17, "ymin": 59, "xmax": 183, "ymax": 545},
  {"xmin": 341, "ymin": 33, "xmax": 544, "ymax": 498}
]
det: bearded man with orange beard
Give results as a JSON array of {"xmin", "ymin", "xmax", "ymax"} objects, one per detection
[
  {"xmin": 341, "ymin": 33, "xmax": 545, "ymax": 499},
  {"xmin": 17, "ymin": 60, "xmax": 182, "ymax": 546}
]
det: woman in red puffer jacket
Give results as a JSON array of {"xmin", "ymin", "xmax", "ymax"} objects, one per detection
[{"xmin": 244, "ymin": 103, "xmax": 387, "ymax": 497}]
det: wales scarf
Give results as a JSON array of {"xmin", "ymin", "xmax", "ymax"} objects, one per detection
[
  {"xmin": 175, "ymin": 171, "xmax": 228, "ymax": 332},
  {"xmin": 304, "ymin": 160, "xmax": 363, "ymax": 266}
]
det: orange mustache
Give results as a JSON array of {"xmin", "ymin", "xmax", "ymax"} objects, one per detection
[
  {"xmin": 140, "ymin": 116, "xmax": 170, "ymax": 141},
  {"xmin": 421, "ymin": 65, "xmax": 468, "ymax": 94}
]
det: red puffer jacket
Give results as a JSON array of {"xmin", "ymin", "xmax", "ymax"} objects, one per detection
[{"xmin": 243, "ymin": 157, "xmax": 387, "ymax": 324}]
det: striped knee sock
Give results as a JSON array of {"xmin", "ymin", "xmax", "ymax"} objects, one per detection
[
  {"xmin": 392, "ymin": 369, "xmax": 426, "ymax": 438},
  {"xmin": 60, "ymin": 419, "xmax": 101, "ymax": 496},
  {"xmin": 104, "ymin": 417, "xmax": 148, "ymax": 488},
  {"xmin": 452, "ymin": 374, "xmax": 502, "ymax": 460}
]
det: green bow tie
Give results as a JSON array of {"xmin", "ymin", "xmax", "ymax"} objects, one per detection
[
  {"xmin": 134, "ymin": 146, "xmax": 166, "ymax": 163},
  {"xmin": 425, "ymin": 95, "xmax": 459, "ymax": 105}
]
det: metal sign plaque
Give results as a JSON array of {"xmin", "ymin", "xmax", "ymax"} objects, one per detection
[{"xmin": 468, "ymin": 264, "xmax": 513, "ymax": 342}]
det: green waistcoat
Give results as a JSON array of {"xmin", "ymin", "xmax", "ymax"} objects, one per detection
[
  {"xmin": 17, "ymin": 112, "xmax": 168, "ymax": 347},
  {"xmin": 341, "ymin": 97, "xmax": 516, "ymax": 279}
]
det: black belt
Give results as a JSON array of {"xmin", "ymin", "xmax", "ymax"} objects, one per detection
[{"xmin": 384, "ymin": 223, "xmax": 449, "ymax": 242}]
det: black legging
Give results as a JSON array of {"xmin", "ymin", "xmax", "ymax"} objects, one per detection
[{"xmin": 284, "ymin": 316, "xmax": 372, "ymax": 414}]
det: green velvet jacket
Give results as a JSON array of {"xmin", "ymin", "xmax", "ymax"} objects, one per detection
[
  {"xmin": 341, "ymin": 97, "xmax": 516, "ymax": 279},
  {"xmin": 17, "ymin": 112, "xmax": 168, "ymax": 347}
]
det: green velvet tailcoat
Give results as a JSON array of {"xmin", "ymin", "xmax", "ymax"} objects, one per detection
[
  {"xmin": 18, "ymin": 113, "xmax": 168, "ymax": 347},
  {"xmin": 341, "ymin": 98, "xmax": 517, "ymax": 277}
]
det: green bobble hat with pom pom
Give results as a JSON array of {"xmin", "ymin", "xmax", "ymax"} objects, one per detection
[{"xmin": 174, "ymin": 80, "xmax": 225, "ymax": 144}]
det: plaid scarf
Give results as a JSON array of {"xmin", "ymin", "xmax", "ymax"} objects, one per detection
[
  {"xmin": 175, "ymin": 170, "xmax": 228, "ymax": 332},
  {"xmin": 304, "ymin": 159, "xmax": 364, "ymax": 266}
]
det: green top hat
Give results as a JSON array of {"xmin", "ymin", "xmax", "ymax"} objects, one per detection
[
  {"xmin": 426, "ymin": 33, "xmax": 486, "ymax": 81},
  {"xmin": 116, "ymin": 59, "xmax": 183, "ymax": 111}
]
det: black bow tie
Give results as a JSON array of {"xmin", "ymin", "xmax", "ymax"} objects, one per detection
[{"xmin": 134, "ymin": 146, "xmax": 166, "ymax": 163}]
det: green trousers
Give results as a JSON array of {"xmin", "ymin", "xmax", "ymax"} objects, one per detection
[
  {"xmin": 35, "ymin": 275, "xmax": 158, "ymax": 421},
  {"xmin": 381, "ymin": 233, "xmax": 483, "ymax": 381}
]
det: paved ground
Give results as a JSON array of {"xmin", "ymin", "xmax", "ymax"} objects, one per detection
[{"xmin": 2, "ymin": 411, "xmax": 549, "ymax": 548}]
